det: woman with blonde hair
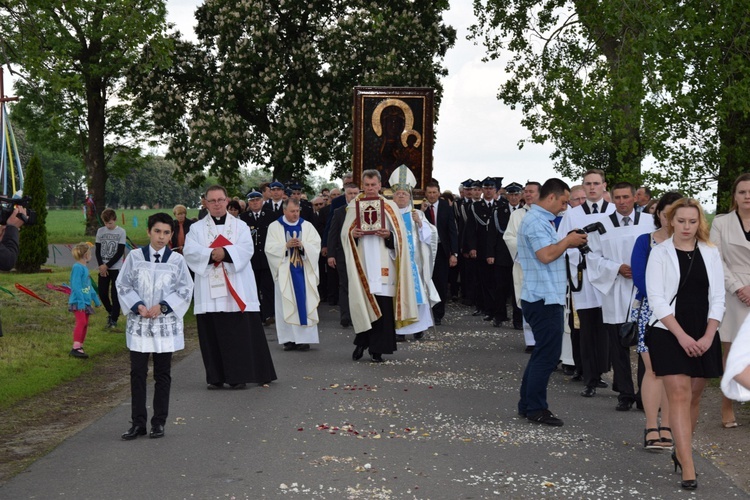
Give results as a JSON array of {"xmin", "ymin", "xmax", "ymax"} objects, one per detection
[
  {"xmin": 170, "ymin": 204, "xmax": 192, "ymax": 253},
  {"xmin": 710, "ymin": 172, "xmax": 750, "ymax": 428},
  {"xmin": 646, "ymin": 198, "xmax": 725, "ymax": 490}
]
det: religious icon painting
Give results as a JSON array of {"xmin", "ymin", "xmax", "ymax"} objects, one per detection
[
  {"xmin": 352, "ymin": 86, "xmax": 434, "ymax": 189},
  {"xmin": 355, "ymin": 196, "xmax": 385, "ymax": 235}
]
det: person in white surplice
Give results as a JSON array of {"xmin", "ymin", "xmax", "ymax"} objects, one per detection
[
  {"xmin": 265, "ymin": 198, "xmax": 322, "ymax": 351},
  {"xmin": 388, "ymin": 165, "xmax": 439, "ymax": 339},
  {"xmin": 116, "ymin": 213, "xmax": 193, "ymax": 440}
]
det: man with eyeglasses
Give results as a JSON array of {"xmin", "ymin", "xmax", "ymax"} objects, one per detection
[{"xmin": 184, "ymin": 185, "xmax": 277, "ymax": 390}]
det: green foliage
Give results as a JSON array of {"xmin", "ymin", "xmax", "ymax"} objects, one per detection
[
  {"xmin": 471, "ymin": 0, "xmax": 651, "ymax": 186},
  {"xmin": 0, "ymin": 267, "xmax": 196, "ymax": 409},
  {"xmin": 16, "ymin": 155, "xmax": 48, "ymax": 273},
  {"xmin": 471, "ymin": 0, "xmax": 750, "ymax": 205},
  {"xmin": 106, "ymin": 156, "xmax": 203, "ymax": 209},
  {"xmin": 0, "ymin": 0, "xmax": 173, "ymax": 233},
  {"xmin": 128, "ymin": 0, "xmax": 456, "ymax": 187}
]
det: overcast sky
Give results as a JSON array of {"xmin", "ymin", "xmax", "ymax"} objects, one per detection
[{"xmin": 165, "ymin": 0, "xmax": 566, "ymax": 192}]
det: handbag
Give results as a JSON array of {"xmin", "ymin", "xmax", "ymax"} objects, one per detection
[{"xmin": 619, "ymin": 285, "xmax": 641, "ymax": 348}]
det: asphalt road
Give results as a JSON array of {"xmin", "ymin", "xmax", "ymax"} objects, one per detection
[{"xmin": 1, "ymin": 299, "xmax": 748, "ymax": 499}]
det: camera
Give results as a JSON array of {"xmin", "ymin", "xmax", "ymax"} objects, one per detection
[
  {"xmin": 0, "ymin": 194, "xmax": 36, "ymax": 226},
  {"xmin": 572, "ymin": 221, "xmax": 606, "ymax": 254}
]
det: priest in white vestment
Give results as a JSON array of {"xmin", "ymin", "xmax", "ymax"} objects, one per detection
[
  {"xmin": 342, "ymin": 168, "xmax": 418, "ymax": 362},
  {"xmin": 266, "ymin": 198, "xmax": 322, "ymax": 351},
  {"xmin": 184, "ymin": 185, "xmax": 277, "ymax": 389},
  {"xmin": 389, "ymin": 166, "xmax": 440, "ymax": 338}
]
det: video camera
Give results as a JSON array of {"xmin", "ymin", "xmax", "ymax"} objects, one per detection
[
  {"xmin": 0, "ymin": 194, "xmax": 37, "ymax": 226},
  {"xmin": 572, "ymin": 221, "xmax": 606, "ymax": 255}
]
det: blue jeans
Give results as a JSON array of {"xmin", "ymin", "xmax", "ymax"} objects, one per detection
[{"xmin": 518, "ymin": 300, "xmax": 564, "ymax": 416}]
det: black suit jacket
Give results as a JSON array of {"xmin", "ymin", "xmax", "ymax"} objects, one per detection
[
  {"xmin": 327, "ymin": 205, "xmax": 347, "ymax": 262},
  {"xmin": 487, "ymin": 201, "xmax": 513, "ymax": 266},
  {"xmin": 240, "ymin": 210, "xmax": 276, "ymax": 270},
  {"xmin": 423, "ymin": 199, "xmax": 458, "ymax": 258},
  {"xmin": 464, "ymin": 200, "xmax": 497, "ymax": 260}
]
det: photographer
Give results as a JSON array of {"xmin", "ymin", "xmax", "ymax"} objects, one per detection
[
  {"xmin": 0, "ymin": 206, "xmax": 27, "ymax": 271},
  {"xmin": 516, "ymin": 179, "xmax": 587, "ymax": 427}
]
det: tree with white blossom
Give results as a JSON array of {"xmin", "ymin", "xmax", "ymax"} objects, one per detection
[{"xmin": 129, "ymin": 0, "xmax": 456, "ymax": 186}]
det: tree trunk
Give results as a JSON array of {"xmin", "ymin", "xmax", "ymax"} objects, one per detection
[{"xmin": 84, "ymin": 78, "xmax": 107, "ymax": 236}]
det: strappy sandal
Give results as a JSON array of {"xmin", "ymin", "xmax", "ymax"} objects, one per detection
[
  {"xmin": 69, "ymin": 347, "xmax": 89, "ymax": 359},
  {"xmin": 644, "ymin": 428, "xmax": 662, "ymax": 450},
  {"xmin": 658, "ymin": 426, "xmax": 674, "ymax": 450}
]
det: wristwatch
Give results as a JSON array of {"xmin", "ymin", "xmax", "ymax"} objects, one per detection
[{"xmin": 160, "ymin": 303, "xmax": 169, "ymax": 315}]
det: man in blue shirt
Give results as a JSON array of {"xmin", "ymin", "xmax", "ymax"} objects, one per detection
[{"xmin": 517, "ymin": 178, "xmax": 588, "ymax": 426}]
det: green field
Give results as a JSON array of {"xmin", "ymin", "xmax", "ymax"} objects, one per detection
[{"xmin": 45, "ymin": 208, "xmax": 201, "ymax": 245}]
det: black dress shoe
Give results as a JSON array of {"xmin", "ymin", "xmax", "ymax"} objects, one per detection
[
  {"xmin": 121, "ymin": 425, "xmax": 147, "ymax": 441},
  {"xmin": 472, "ymin": 309, "xmax": 483, "ymax": 316},
  {"xmin": 370, "ymin": 353, "xmax": 384, "ymax": 363},
  {"xmin": 229, "ymin": 383, "xmax": 247, "ymax": 390},
  {"xmin": 395, "ymin": 336, "xmax": 407, "ymax": 342},
  {"xmin": 571, "ymin": 373, "xmax": 583, "ymax": 382},
  {"xmin": 581, "ymin": 387, "xmax": 596, "ymax": 397},
  {"xmin": 340, "ymin": 319, "xmax": 352, "ymax": 327},
  {"xmin": 483, "ymin": 315, "xmax": 493, "ymax": 321},
  {"xmin": 352, "ymin": 345, "xmax": 365, "ymax": 361},
  {"xmin": 597, "ymin": 378, "xmax": 609, "ymax": 389},
  {"xmin": 207, "ymin": 383, "xmax": 224, "ymax": 390},
  {"xmin": 527, "ymin": 409, "xmax": 564, "ymax": 426},
  {"xmin": 524, "ymin": 345, "xmax": 535, "ymax": 353},
  {"xmin": 150, "ymin": 424, "xmax": 165, "ymax": 439},
  {"xmin": 413, "ymin": 332, "xmax": 423, "ymax": 340},
  {"xmin": 616, "ymin": 400, "xmax": 634, "ymax": 411},
  {"xmin": 283, "ymin": 342, "xmax": 298, "ymax": 351},
  {"xmin": 434, "ymin": 318, "xmax": 442, "ymax": 326},
  {"xmin": 297, "ymin": 343, "xmax": 310, "ymax": 351},
  {"xmin": 492, "ymin": 319, "xmax": 502, "ymax": 327},
  {"xmin": 562, "ymin": 365, "xmax": 576, "ymax": 376}
]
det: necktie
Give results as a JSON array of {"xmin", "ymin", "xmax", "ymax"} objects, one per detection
[
  {"xmin": 622, "ymin": 216, "xmax": 631, "ymax": 226},
  {"xmin": 154, "ymin": 253, "xmax": 161, "ymax": 263},
  {"xmin": 592, "ymin": 202, "xmax": 599, "ymax": 214},
  {"xmin": 428, "ymin": 205, "xmax": 435, "ymax": 224},
  {"xmin": 254, "ymin": 213, "xmax": 259, "ymax": 221}
]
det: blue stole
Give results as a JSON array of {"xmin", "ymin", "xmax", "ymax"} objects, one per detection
[
  {"xmin": 403, "ymin": 213, "xmax": 424, "ymax": 305},
  {"xmin": 278, "ymin": 217, "xmax": 308, "ymax": 325}
]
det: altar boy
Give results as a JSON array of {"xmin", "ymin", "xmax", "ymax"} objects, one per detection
[{"xmin": 116, "ymin": 213, "xmax": 194, "ymax": 440}]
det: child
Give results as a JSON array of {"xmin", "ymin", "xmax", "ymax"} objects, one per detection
[
  {"xmin": 95, "ymin": 208, "xmax": 127, "ymax": 329},
  {"xmin": 69, "ymin": 243, "xmax": 101, "ymax": 358},
  {"xmin": 116, "ymin": 213, "xmax": 194, "ymax": 440}
]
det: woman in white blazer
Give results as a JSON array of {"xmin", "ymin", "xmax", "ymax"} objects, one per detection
[
  {"xmin": 709, "ymin": 172, "xmax": 750, "ymax": 428},
  {"xmin": 645, "ymin": 198, "xmax": 725, "ymax": 491}
]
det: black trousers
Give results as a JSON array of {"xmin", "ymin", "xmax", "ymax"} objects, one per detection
[
  {"xmin": 461, "ymin": 256, "xmax": 477, "ymax": 305},
  {"xmin": 578, "ymin": 307, "xmax": 609, "ymax": 389},
  {"xmin": 336, "ymin": 260, "xmax": 350, "ymax": 323},
  {"xmin": 326, "ymin": 261, "xmax": 339, "ymax": 304},
  {"xmin": 98, "ymin": 270, "xmax": 121, "ymax": 322},
  {"xmin": 606, "ymin": 323, "xmax": 635, "ymax": 402},
  {"xmin": 253, "ymin": 267, "xmax": 275, "ymax": 320},
  {"xmin": 431, "ymin": 249, "xmax": 450, "ymax": 320},
  {"xmin": 354, "ymin": 295, "xmax": 396, "ymax": 355},
  {"xmin": 130, "ymin": 351, "xmax": 172, "ymax": 427},
  {"xmin": 490, "ymin": 264, "xmax": 512, "ymax": 321}
]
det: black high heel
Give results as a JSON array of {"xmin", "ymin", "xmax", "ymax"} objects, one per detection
[
  {"xmin": 681, "ymin": 479, "xmax": 698, "ymax": 490},
  {"xmin": 672, "ymin": 450, "xmax": 681, "ymax": 473},
  {"xmin": 644, "ymin": 428, "xmax": 662, "ymax": 450}
]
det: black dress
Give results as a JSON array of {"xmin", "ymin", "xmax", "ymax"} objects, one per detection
[{"xmin": 647, "ymin": 248, "xmax": 723, "ymax": 378}]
